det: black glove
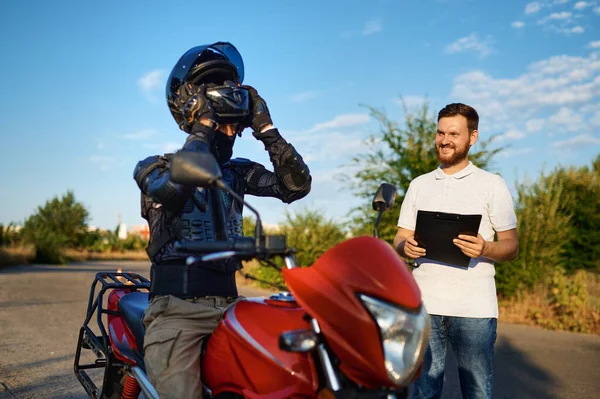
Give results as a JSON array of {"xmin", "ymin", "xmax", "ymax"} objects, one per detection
[
  {"xmin": 179, "ymin": 84, "xmax": 217, "ymax": 132},
  {"xmin": 242, "ymin": 85, "xmax": 273, "ymax": 133}
]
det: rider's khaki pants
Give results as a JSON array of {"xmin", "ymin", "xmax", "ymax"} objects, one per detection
[{"xmin": 142, "ymin": 295, "xmax": 239, "ymax": 399}]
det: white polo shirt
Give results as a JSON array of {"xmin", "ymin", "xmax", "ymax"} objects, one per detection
[{"xmin": 397, "ymin": 162, "xmax": 517, "ymax": 318}]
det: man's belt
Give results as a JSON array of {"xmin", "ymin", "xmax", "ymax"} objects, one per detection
[{"xmin": 150, "ymin": 262, "xmax": 239, "ymax": 298}]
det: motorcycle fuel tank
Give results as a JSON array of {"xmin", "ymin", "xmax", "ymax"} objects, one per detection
[{"xmin": 202, "ymin": 297, "xmax": 319, "ymax": 398}]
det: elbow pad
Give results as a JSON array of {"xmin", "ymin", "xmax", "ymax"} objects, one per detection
[
  {"xmin": 277, "ymin": 147, "xmax": 312, "ymax": 192},
  {"xmin": 133, "ymin": 155, "xmax": 192, "ymax": 208}
]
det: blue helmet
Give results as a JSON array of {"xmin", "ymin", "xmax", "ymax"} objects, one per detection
[{"xmin": 166, "ymin": 42, "xmax": 245, "ymax": 128}]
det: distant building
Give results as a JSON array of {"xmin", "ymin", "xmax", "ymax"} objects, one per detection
[
  {"xmin": 129, "ymin": 224, "xmax": 150, "ymax": 240},
  {"xmin": 118, "ymin": 223, "xmax": 128, "ymax": 240}
]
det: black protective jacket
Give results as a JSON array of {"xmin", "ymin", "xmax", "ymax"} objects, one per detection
[{"xmin": 133, "ymin": 124, "xmax": 311, "ymax": 298}]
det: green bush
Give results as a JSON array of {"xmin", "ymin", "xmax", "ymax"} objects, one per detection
[
  {"xmin": 21, "ymin": 191, "xmax": 89, "ymax": 264},
  {"xmin": 496, "ymin": 169, "xmax": 573, "ymax": 298},
  {"xmin": 249, "ymin": 208, "xmax": 347, "ymax": 288},
  {"xmin": 0, "ymin": 223, "xmax": 23, "ymax": 247},
  {"xmin": 528, "ymin": 268, "xmax": 598, "ymax": 333},
  {"xmin": 554, "ymin": 158, "xmax": 600, "ymax": 273}
]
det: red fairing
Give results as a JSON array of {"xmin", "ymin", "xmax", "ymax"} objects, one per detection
[
  {"xmin": 107, "ymin": 289, "xmax": 139, "ymax": 365},
  {"xmin": 283, "ymin": 236, "xmax": 422, "ymax": 388},
  {"xmin": 202, "ymin": 299, "xmax": 319, "ymax": 397}
]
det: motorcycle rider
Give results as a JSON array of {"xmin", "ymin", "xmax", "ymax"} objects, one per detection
[{"xmin": 133, "ymin": 42, "xmax": 312, "ymax": 399}]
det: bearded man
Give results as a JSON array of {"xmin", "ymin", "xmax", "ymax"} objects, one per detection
[{"xmin": 393, "ymin": 103, "xmax": 519, "ymax": 399}]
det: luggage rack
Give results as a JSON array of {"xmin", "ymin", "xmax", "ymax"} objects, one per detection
[{"xmin": 74, "ymin": 272, "xmax": 150, "ymax": 399}]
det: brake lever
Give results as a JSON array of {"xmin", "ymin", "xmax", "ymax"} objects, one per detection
[{"xmin": 200, "ymin": 251, "xmax": 237, "ymax": 262}]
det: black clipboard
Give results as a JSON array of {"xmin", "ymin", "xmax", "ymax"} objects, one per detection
[{"xmin": 414, "ymin": 210, "xmax": 482, "ymax": 268}]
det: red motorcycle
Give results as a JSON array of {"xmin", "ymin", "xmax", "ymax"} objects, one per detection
[{"xmin": 74, "ymin": 151, "xmax": 430, "ymax": 399}]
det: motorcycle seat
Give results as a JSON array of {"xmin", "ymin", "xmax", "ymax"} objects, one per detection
[{"xmin": 117, "ymin": 291, "xmax": 149, "ymax": 352}]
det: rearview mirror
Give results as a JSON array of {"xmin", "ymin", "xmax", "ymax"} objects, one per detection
[
  {"xmin": 170, "ymin": 151, "xmax": 222, "ymax": 187},
  {"xmin": 372, "ymin": 183, "xmax": 397, "ymax": 212}
]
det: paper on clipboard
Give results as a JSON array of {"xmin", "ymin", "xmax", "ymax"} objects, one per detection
[{"xmin": 413, "ymin": 210, "xmax": 482, "ymax": 268}]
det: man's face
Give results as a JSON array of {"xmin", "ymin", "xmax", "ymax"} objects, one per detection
[
  {"xmin": 435, "ymin": 115, "xmax": 477, "ymax": 166},
  {"xmin": 218, "ymin": 123, "xmax": 240, "ymax": 137}
]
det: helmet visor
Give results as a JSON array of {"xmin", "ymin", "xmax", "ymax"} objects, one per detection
[
  {"xmin": 205, "ymin": 85, "xmax": 250, "ymax": 124},
  {"xmin": 211, "ymin": 42, "xmax": 245, "ymax": 83}
]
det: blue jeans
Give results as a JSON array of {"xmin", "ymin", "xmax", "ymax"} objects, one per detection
[{"xmin": 412, "ymin": 315, "xmax": 497, "ymax": 399}]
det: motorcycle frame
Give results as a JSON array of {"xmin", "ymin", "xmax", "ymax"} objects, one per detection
[{"xmin": 73, "ymin": 271, "xmax": 150, "ymax": 399}]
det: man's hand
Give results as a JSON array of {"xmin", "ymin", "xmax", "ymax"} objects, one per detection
[
  {"xmin": 402, "ymin": 237, "xmax": 427, "ymax": 259},
  {"xmin": 180, "ymin": 84, "xmax": 217, "ymax": 131},
  {"xmin": 241, "ymin": 85, "xmax": 273, "ymax": 133},
  {"xmin": 453, "ymin": 234, "xmax": 486, "ymax": 258}
]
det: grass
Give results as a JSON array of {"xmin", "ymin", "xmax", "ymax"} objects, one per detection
[
  {"xmin": 0, "ymin": 245, "xmax": 149, "ymax": 268},
  {"xmin": 63, "ymin": 248, "xmax": 149, "ymax": 262},
  {"xmin": 499, "ymin": 270, "xmax": 600, "ymax": 335},
  {"xmin": 0, "ymin": 245, "xmax": 35, "ymax": 267}
]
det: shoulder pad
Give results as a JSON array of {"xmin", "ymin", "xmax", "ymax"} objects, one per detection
[
  {"xmin": 224, "ymin": 157, "xmax": 262, "ymax": 169},
  {"xmin": 134, "ymin": 155, "xmax": 168, "ymax": 185}
]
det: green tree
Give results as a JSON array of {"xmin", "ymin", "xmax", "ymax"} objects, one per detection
[
  {"xmin": 22, "ymin": 191, "xmax": 89, "ymax": 264},
  {"xmin": 242, "ymin": 215, "xmax": 256, "ymax": 237},
  {"xmin": 252, "ymin": 208, "xmax": 347, "ymax": 287},
  {"xmin": 0, "ymin": 223, "xmax": 23, "ymax": 246},
  {"xmin": 496, "ymin": 169, "xmax": 573, "ymax": 297},
  {"xmin": 555, "ymin": 156, "xmax": 600, "ymax": 272},
  {"xmin": 341, "ymin": 101, "xmax": 504, "ymax": 243}
]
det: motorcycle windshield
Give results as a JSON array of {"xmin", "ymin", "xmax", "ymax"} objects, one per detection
[{"xmin": 283, "ymin": 236, "xmax": 423, "ymax": 388}]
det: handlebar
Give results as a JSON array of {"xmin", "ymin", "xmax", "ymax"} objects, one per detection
[
  {"xmin": 174, "ymin": 237, "xmax": 255, "ymax": 253},
  {"xmin": 174, "ymin": 235, "xmax": 290, "ymax": 260}
]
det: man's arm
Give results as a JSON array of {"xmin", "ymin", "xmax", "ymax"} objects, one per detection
[
  {"xmin": 453, "ymin": 229, "xmax": 519, "ymax": 262},
  {"xmin": 394, "ymin": 227, "xmax": 426, "ymax": 259},
  {"xmin": 237, "ymin": 128, "xmax": 311, "ymax": 203},
  {"xmin": 133, "ymin": 123, "xmax": 215, "ymax": 209}
]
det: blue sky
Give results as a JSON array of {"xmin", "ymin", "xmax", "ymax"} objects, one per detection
[{"xmin": 1, "ymin": 0, "xmax": 599, "ymax": 230}]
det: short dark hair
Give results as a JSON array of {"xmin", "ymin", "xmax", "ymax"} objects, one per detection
[{"xmin": 437, "ymin": 103, "xmax": 479, "ymax": 133}]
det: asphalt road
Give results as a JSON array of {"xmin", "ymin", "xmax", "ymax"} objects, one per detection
[{"xmin": 1, "ymin": 261, "xmax": 599, "ymax": 399}]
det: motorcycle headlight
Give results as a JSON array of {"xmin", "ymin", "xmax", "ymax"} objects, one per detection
[{"xmin": 359, "ymin": 294, "xmax": 430, "ymax": 386}]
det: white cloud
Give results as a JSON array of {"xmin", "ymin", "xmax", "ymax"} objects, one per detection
[
  {"xmin": 291, "ymin": 91, "xmax": 322, "ymax": 102},
  {"xmin": 90, "ymin": 155, "xmax": 116, "ymax": 163},
  {"xmin": 498, "ymin": 148, "xmax": 534, "ymax": 158},
  {"xmin": 526, "ymin": 119, "xmax": 545, "ymax": 132},
  {"xmin": 121, "ymin": 129, "xmax": 158, "ymax": 140},
  {"xmin": 450, "ymin": 51, "xmax": 600, "ymax": 145},
  {"xmin": 525, "ymin": 2, "xmax": 543, "ymax": 14},
  {"xmin": 526, "ymin": 1, "xmax": 598, "ymax": 35},
  {"xmin": 300, "ymin": 133, "xmax": 366, "ymax": 163},
  {"xmin": 549, "ymin": 107, "xmax": 585, "ymax": 131},
  {"xmin": 445, "ymin": 33, "xmax": 494, "ymax": 58},
  {"xmin": 89, "ymin": 155, "xmax": 117, "ymax": 171},
  {"xmin": 548, "ymin": 11, "xmax": 572, "ymax": 19},
  {"xmin": 144, "ymin": 142, "xmax": 181, "ymax": 154},
  {"xmin": 512, "ymin": 21, "xmax": 526, "ymax": 28},
  {"xmin": 493, "ymin": 129, "xmax": 526, "ymax": 143},
  {"xmin": 307, "ymin": 114, "xmax": 370, "ymax": 133},
  {"xmin": 569, "ymin": 26, "xmax": 585, "ymax": 33},
  {"xmin": 590, "ymin": 110, "xmax": 600, "ymax": 126},
  {"xmin": 395, "ymin": 95, "xmax": 430, "ymax": 109},
  {"xmin": 362, "ymin": 18, "xmax": 383, "ymax": 35},
  {"xmin": 138, "ymin": 70, "xmax": 165, "ymax": 92},
  {"xmin": 595, "ymin": 6, "xmax": 600, "ymax": 14},
  {"xmin": 550, "ymin": 134, "xmax": 600, "ymax": 148},
  {"xmin": 574, "ymin": 1, "xmax": 591, "ymax": 9},
  {"xmin": 138, "ymin": 70, "xmax": 166, "ymax": 102},
  {"xmin": 588, "ymin": 40, "xmax": 600, "ymax": 48}
]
